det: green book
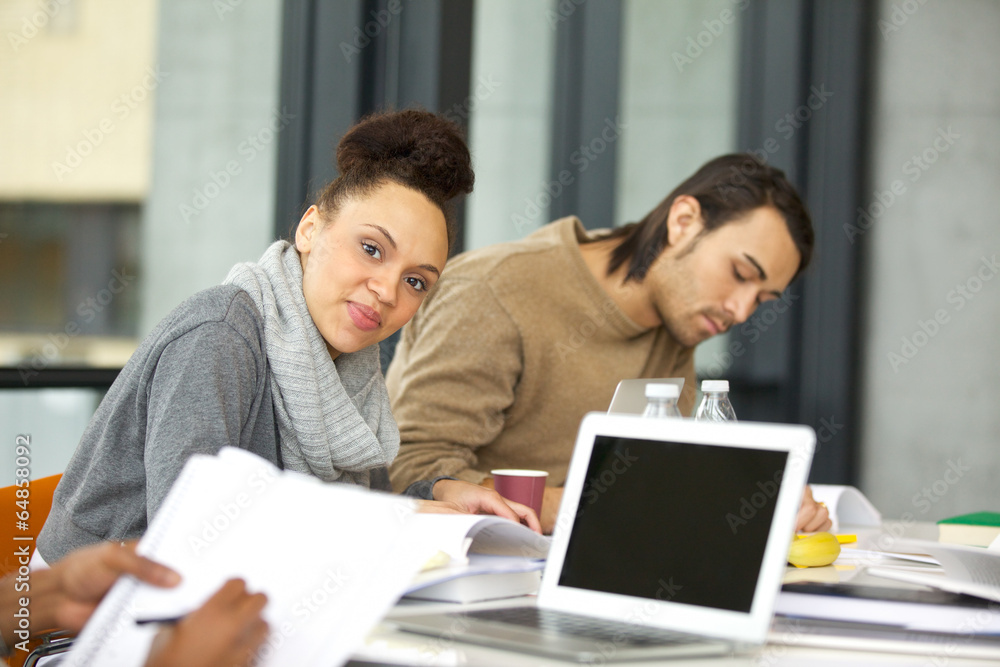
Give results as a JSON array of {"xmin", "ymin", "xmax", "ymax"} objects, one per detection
[{"xmin": 937, "ymin": 511, "xmax": 1000, "ymax": 547}]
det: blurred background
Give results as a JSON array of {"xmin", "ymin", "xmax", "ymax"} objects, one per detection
[{"xmin": 1, "ymin": 0, "xmax": 997, "ymax": 520}]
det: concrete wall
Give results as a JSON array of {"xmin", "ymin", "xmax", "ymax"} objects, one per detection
[{"xmin": 859, "ymin": 0, "xmax": 1000, "ymax": 520}]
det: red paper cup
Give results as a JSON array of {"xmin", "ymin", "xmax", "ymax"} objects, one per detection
[{"xmin": 491, "ymin": 469, "xmax": 548, "ymax": 518}]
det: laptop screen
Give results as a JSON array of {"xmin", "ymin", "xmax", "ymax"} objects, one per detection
[{"xmin": 557, "ymin": 435, "xmax": 788, "ymax": 613}]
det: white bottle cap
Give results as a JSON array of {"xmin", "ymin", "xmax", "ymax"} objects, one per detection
[
  {"xmin": 701, "ymin": 380, "xmax": 730, "ymax": 393},
  {"xmin": 645, "ymin": 383, "xmax": 680, "ymax": 399}
]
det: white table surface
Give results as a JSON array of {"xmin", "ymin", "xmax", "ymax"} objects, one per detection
[{"xmin": 349, "ymin": 522, "xmax": 1000, "ymax": 666}]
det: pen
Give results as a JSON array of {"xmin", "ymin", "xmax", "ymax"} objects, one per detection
[{"xmin": 135, "ymin": 616, "xmax": 185, "ymax": 626}]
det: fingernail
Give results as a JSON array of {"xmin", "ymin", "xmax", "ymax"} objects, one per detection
[{"xmin": 160, "ymin": 569, "xmax": 181, "ymax": 586}]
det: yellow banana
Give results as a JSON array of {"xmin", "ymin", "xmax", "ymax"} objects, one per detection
[{"xmin": 788, "ymin": 531, "xmax": 841, "ymax": 568}]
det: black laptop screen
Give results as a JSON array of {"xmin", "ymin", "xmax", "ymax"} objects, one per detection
[{"xmin": 557, "ymin": 435, "xmax": 788, "ymax": 613}]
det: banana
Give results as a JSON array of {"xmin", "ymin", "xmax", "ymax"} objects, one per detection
[{"xmin": 788, "ymin": 531, "xmax": 841, "ymax": 568}]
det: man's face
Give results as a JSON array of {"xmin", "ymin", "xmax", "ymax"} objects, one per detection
[{"xmin": 643, "ymin": 204, "xmax": 801, "ymax": 347}]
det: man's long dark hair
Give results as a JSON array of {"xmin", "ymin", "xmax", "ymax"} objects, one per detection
[{"xmin": 605, "ymin": 154, "xmax": 814, "ymax": 282}]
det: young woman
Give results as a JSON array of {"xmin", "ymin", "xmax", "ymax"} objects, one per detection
[{"xmin": 38, "ymin": 109, "xmax": 539, "ymax": 564}]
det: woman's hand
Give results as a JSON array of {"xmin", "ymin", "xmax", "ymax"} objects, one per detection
[
  {"xmin": 421, "ymin": 479, "xmax": 542, "ymax": 533},
  {"xmin": 795, "ymin": 485, "xmax": 832, "ymax": 533}
]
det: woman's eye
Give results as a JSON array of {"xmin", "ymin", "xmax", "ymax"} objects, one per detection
[
  {"xmin": 362, "ymin": 242, "xmax": 381, "ymax": 260},
  {"xmin": 405, "ymin": 276, "xmax": 428, "ymax": 292},
  {"xmin": 733, "ymin": 267, "xmax": 747, "ymax": 283}
]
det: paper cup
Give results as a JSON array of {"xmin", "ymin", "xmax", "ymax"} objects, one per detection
[{"xmin": 491, "ymin": 469, "xmax": 548, "ymax": 517}]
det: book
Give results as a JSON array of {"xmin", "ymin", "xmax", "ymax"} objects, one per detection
[
  {"xmin": 777, "ymin": 581, "xmax": 1000, "ymax": 634},
  {"xmin": 403, "ymin": 512, "xmax": 550, "ymax": 563},
  {"xmin": 866, "ymin": 538, "xmax": 1000, "ymax": 606},
  {"xmin": 398, "ymin": 513, "xmax": 549, "ymax": 603},
  {"xmin": 404, "ymin": 554, "xmax": 544, "ymax": 603},
  {"xmin": 62, "ymin": 448, "xmax": 544, "ymax": 667},
  {"xmin": 938, "ymin": 511, "xmax": 1000, "ymax": 547}
]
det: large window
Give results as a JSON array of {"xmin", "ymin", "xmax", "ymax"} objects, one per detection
[{"xmin": 1, "ymin": 0, "xmax": 283, "ymax": 480}]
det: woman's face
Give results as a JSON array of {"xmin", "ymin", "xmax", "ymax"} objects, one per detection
[{"xmin": 296, "ymin": 181, "xmax": 448, "ymax": 359}]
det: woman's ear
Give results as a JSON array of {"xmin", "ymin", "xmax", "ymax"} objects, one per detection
[
  {"xmin": 295, "ymin": 205, "xmax": 322, "ymax": 253},
  {"xmin": 665, "ymin": 195, "xmax": 705, "ymax": 248}
]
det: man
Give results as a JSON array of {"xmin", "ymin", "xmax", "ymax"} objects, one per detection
[
  {"xmin": 0, "ymin": 541, "xmax": 267, "ymax": 666},
  {"xmin": 386, "ymin": 154, "xmax": 828, "ymax": 533}
]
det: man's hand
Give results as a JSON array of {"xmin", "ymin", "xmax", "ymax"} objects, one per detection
[
  {"xmin": 796, "ymin": 485, "xmax": 832, "ymax": 533},
  {"xmin": 50, "ymin": 540, "xmax": 181, "ymax": 633},
  {"xmin": 540, "ymin": 486, "xmax": 563, "ymax": 535},
  {"xmin": 144, "ymin": 578, "xmax": 269, "ymax": 667},
  {"xmin": 426, "ymin": 479, "xmax": 542, "ymax": 533}
]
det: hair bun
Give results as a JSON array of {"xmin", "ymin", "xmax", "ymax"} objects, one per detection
[{"xmin": 336, "ymin": 109, "xmax": 474, "ymax": 202}]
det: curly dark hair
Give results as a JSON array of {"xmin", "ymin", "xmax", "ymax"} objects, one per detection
[{"xmin": 314, "ymin": 109, "xmax": 474, "ymax": 251}]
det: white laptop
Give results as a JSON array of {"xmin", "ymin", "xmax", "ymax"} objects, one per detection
[
  {"xmin": 607, "ymin": 378, "xmax": 685, "ymax": 414},
  {"xmin": 392, "ymin": 412, "xmax": 815, "ymax": 662}
]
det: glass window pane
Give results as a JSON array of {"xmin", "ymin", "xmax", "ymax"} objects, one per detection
[
  {"xmin": 617, "ymin": 0, "xmax": 741, "ymax": 378},
  {"xmin": 0, "ymin": 0, "xmax": 159, "ymax": 370}
]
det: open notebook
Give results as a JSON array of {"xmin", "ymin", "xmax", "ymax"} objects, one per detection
[{"xmin": 392, "ymin": 412, "xmax": 815, "ymax": 662}]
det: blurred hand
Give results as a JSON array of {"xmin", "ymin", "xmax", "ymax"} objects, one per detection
[
  {"xmin": 144, "ymin": 578, "xmax": 269, "ymax": 667},
  {"xmin": 796, "ymin": 485, "xmax": 832, "ymax": 533},
  {"xmin": 540, "ymin": 487, "xmax": 563, "ymax": 535},
  {"xmin": 425, "ymin": 479, "xmax": 542, "ymax": 533},
  {"xmin": 51, "ymin": 540, "xmax": 180, "ymax": 632}
]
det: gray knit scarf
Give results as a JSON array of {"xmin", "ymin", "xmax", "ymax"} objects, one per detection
[{"xmin": 223, "ymin": 240, "xmax": 399, "ymax": 486}]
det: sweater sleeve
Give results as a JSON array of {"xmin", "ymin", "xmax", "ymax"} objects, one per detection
[
  {"xmin": 386, "ymin": 278, "xmax": 523, "ymax": 491},
  {"xmin": 143, "ymin": 319, "xmax": 264, "ymax": 520}
]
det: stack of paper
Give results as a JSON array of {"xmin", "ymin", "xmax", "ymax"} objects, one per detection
[{"xmin": 63, "ymin": 448, "xmax": 438, "ymax": 667}]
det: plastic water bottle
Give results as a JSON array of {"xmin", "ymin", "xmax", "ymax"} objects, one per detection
[
  {"xmin": 642, "ymin": 383, "xmax": 682, "ymax": 418},
  {"xmin": 694, "ymin": 380, "xmax": 737, "ymax": 422}
]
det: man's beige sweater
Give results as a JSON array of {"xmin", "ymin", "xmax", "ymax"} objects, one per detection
[{"xmin": 386, "ymin": 217, "xmax": 695, "ymax": 491}]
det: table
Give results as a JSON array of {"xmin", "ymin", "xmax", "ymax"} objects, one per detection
[{"xmin": 348, "ymin": 523, "xmax": 1000, "ymax": 666}]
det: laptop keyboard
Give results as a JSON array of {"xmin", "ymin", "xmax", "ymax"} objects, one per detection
[{"xmin": 460, "ymin": 607, "xmax": 700, "ymax": 647}]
